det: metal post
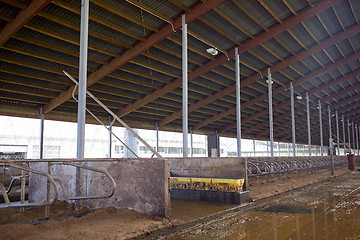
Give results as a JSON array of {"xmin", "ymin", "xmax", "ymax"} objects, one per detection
[
  {"xmin": 314, "ymin": 145, "xmax": 317, "ymax": 156},
  {"xmin": 356, "ymin": 124, "xmax": 360, "ymax": 155},
  {"xmin": 235, "ymin": 47, "xmax": 241, "ymax": 157},
  {"xmin": 319, "ymin": 100, "xmax": 323, "ymax": 156},
  {"xmin": 352, "ymin": 121, "xmax": 356, "ymax": 151},
  {"xmin": 268, "ymin": 68, "xmax": 274, "ymax": 157},
  {"xmin": 267, "ymin": 141, "xmax": 269, "ymax": 156},
  {"xmin": 348, "ymin": 118, "xmax": 351, "ymax": 152},
  {"xmin": 253, "ymin": 136, "xmax": 256, "ymax": 156},
  {"xmin": 328, "ymin": 106, "xmax": 333, "ymax": 174},
  {"xmin": 287, "ymin": 143, "xmax": 290, "ymax": 156},
  {"xmin": 342, "ymin": 115, "xmax": 345, "ymax": 155},
  {"xmin": 182, "ymin": 14, "xmax": 188, "ymax": 157},
  {"xmin": 291, "ymin": 82, "xmax": 296, "ymax": 156},
  {"xmin": 108, "ymin": 116, "xmax": 112, "ymax": 158},
  {"xmin": 39, "ymin": 107, "xmax": 45, "ymax": 159},
  {"xmin": 336, "ymin": 111, "xmax": 339, "ymax": 155},
  {"xmin": 190, "ymin": 127, "xmax": 193, "ymax": 157},
  {"xmin": 76, "ymin": 0, "xmax": 89, "ymax": 208},
  {"xmin": 278, "ymin": 141, "xmax": 280, "ymax": 156},
  {"xmin": 155, "ymin": 121, "xmax": 159, "ymax": 152},
  {"xmin": 306, "ymin": 92, "xmax": 311, "ymax": 156}
]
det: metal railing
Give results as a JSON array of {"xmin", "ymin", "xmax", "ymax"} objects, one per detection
[{"xmin": 246, "ymin": 156, "xmax": 347, "ymax": 177}]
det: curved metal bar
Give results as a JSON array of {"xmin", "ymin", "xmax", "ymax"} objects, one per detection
[
  {"xmin": 54, "ymin": 162, "xmax": 116, "ymax": 200},
  {"xmin": 0, "ymin": 163, "xmax": 59, "ymax": 208}
]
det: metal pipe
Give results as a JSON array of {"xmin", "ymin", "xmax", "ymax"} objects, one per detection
[
  {"xmin": 278, "ymin": 141, "xmax": 280, "ymax": 156},
  {"xmin": 182, "ymin": 14, "xmax": 188, "ymax": 158},
  {"xmin": 235, "ymin": 47, "xmax": 241, "ymax": 157},
  {"xmin": 336, "ymin": 111, "xmax": 339, "ymax": 155},
  {"xmin": 268, "ymin": 68, "xmax": 274, "ymax": 157},
  {"xmin": 39, "ymin": 107, "xmax": 44, "ymax": 159},
  {"xmin": 65, "ymin": 72, "xmax": 162, "ymax": 159},
  {"xmin": 291, "ymin": 82, "xmax": 296, "ymax": 156},
  {"xmin": 352, "ymin": 121, "xmax": 355, "ymax": 151},
  {"xmin": 155, "ymin": 121, "xmax": 159, "ymax": 152},
  {"xmin": 287, "ymin": 143, "xmax": 290, "ymax": 156},
  {"xmin": 355, "ymin": 124, "xmax": 360, "ymax": 155},
  {"xmin": 328, "ymin": 106, "xmax": 333, "ymax": 174},
  {"xmin": 348, "ymin": 118, "xmax": 351, "ymax": 152},
  {"xmin": 319, "ymin": 100, "xmax": 323, "ymax": 156},
  {"xmin": 342, "ymin": 115, "xmax": 345, "ymax": 155},
  {"xmin": 306, "ymin": 92, "xmax": 311, "ymax": 156},
  {"xmin": 253, "ymin": 136, "xmax": 255, "ymax": 156},
  {"xmin": 108, "ymin": 116, "xmax": 112, "ymax": 158},
  {"xmin": 267, "ymin": 141, "xmax": 269, "ymax": 156},
  {"xmin": 190, "ymin": 127, "xmax": 193, "ymax": 157},
  {"xmin": 76, "ymin": 0, "xmax": 89, "ymax": 209}
]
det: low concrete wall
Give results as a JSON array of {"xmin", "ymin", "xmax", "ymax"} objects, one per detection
[
  {"xmin": 168, "ymin": 157, "xmax": 246, "ymax": 179},
  {"xmin": 29, "ymin": 158, "xmax": 170, "ymax": 217}
]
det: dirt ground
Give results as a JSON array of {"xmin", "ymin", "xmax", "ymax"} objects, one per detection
[{"xmin": 0, "ymin": 166, "xmax": 351, "ymax": 240}]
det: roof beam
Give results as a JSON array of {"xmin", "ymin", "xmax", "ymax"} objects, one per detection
[
  {"xmin": 0, "ymin": 0, "xmax": 52, "ymax": 46},
  {"xmin": 161, "ymin": 22, "xmax": 360, "ymax": 127},
  {"xmin": 112, "ymin": 0, "xmax": 341, "ymax": 118},
  {"xmin": 42, "ymin": 0, "xmax": 226, "ymax": 113}
]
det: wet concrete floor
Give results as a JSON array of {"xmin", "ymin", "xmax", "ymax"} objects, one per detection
[{"xmin": 163, "ymin": 171, "xmax": 360, "ymax": 239}]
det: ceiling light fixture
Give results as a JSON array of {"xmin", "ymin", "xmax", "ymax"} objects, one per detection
[
  {"xmin": 266, "ymin": 79, "xmax": 273, "ymax": 84},
  {"xmin": 296, "ymin": 95, "xmax": 303, "ymax": 100},
  {"xmin": 206, "ymin": 47, "xmax": 218, "ymax": 56}
]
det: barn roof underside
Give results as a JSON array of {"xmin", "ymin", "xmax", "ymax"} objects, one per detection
[{"xmin": 0, "ymin": 0, "xmax": 360, "ymax": 145}]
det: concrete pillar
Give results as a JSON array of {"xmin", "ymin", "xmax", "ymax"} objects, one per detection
[
  {"xmin": 125, "ymin": 129, "xmax": 139, "ymax": 158},
  {"xmin": 207, "ymin": 133, "xmax": 220, "ymax": 157}
]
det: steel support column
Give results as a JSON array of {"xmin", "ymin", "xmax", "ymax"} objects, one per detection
[
  {"xmin": 253, "ymin": 136, "xmax": 255, "ymax": 156},
  {"xmin": 235, "ymin": 47, "xmax": 241, "ymax": 157},
  {"xmin": 348, "ymin": 118, "xmax": 351, "ymax": 152},
  {"xmin": 306, "ymin": 92, "xmax": 311, "ymax": 156},
  {"xmin": 268, "ymin": 68, "xmax": 274, "ymax": 157},
  {"xmin": 108, "ymin": 116, "xmax": 112, "ymax": 158},
  {"xmin": 352, "ymin": 121, "xmax": 355, "ymax": 151},
  {"xmin": 355, "ymin": 124, "xmax": 359, "ymax": 155},
  {"xmin": 39, "ymin": 107, "xmax": 44, "ymax": 159},
  {"xmin": 319, "ymin": 100, "xmax": 323, "ymax": 156},
  {"xmin": 76, "ymin": 0, "xmax": 89, "ymax": 208},
  {"xmin": 328, "ymin": 106, "xmax": 332, "ymax": 156},
  {"xmin": 190, "ymin": 127, "xmax": 193, "ymax": 157},
  {"xmin": 182, "ymin": 14, "xmax": 188, "ymax": 157},
  {"xmin": 155, "ymin": 121, "xmax": 159, "ymax": 152},
  {"xmin": 342, "ymin": 115, "xmax": 345, "ymax": 155},
  {"xmin": 336, "ymin": 111, "xmax": 339, "ymax": 155},
  {"xmin": 291, "ymin": 81, "xmax": 296, "ymax": 156}
]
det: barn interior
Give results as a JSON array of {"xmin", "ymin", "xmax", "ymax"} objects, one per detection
[{"xmin": 1, "ymin": 0, "xmax": 360, "ymax": 239}]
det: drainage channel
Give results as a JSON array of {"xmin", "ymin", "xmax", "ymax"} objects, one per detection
[{"xmin": 137, "ymin": 171, "xmax": 360, "ymax": 240}]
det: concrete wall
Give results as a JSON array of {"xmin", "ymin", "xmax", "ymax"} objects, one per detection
[
  {"xmin": 169, "ymin": 157, "xmax": 246, "ymax": 179},
  {"xmin": 29, "ymin": 158, "xmax": 170, "ymax": 217}
]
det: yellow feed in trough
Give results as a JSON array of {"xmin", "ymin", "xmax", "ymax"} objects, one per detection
[{"xmin": 170, "ymin": 177, "xmax": 244, "ymax": 193}]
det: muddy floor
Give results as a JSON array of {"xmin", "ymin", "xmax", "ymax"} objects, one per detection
[{"xmin": 0, "ymin": 166, "xmax": 353, "ymax": 239}]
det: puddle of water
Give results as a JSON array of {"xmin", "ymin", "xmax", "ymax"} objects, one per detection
[
  {"xmin": 166, "ymin": 172, "xmax": 360, "ymax": 240},
  {"xmin": 171, "ymin": 199, "xmax": 235, "ymax": 222}
]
